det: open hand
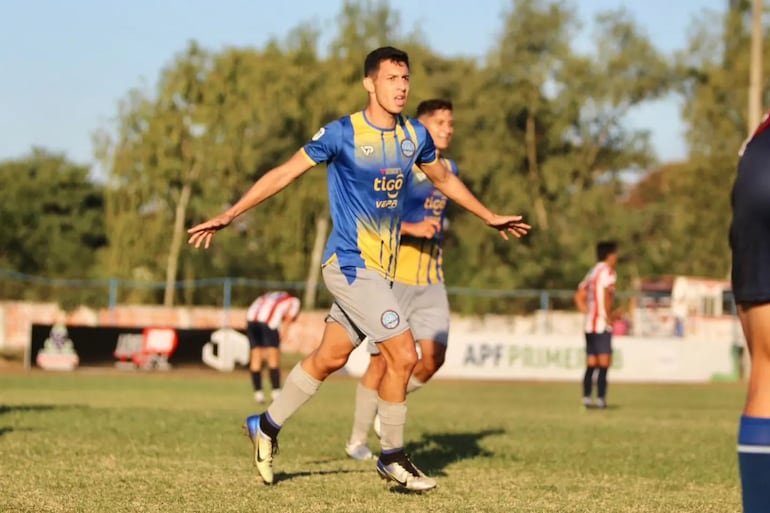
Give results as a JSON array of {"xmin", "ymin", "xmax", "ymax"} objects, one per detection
[
  {"xmin": 485, "ymin": 214, "xmax": 531, "ymax": 240},
  {"xmin": 187, "ymin": 212, "xmax": 235, "ymax": 249}
]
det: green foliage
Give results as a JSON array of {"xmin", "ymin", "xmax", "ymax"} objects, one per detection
[
  {"xmin": 0, "ymin": 0, "xmax": 753, "ymax": 313},
  {"xmin": 0, "ymin": 149, "xmax": 107, "ymax": 306}
]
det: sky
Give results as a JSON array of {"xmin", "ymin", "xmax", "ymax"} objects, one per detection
[{"xmin": 0, "ymin": 0, "xmax": 726, "ymax": 168}]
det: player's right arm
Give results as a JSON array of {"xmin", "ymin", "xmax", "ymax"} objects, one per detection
[
  {"xmin": 187, "ymin": 151, "xmax": 315, "ymax": 249},
  {"xmin": 188, "ymin": 121, "xmax": 341, "ymax": 249}
]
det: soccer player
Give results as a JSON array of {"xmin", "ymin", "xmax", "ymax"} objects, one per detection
[
  {"xmin": 730, "ymin": 111, "xmax": 770, "ymax": 513},
  {"xmin": 187, "ymin": 46, "xmax": 530, "ymax": 491},
  {"xmin": 574, "ymin": 241, "xmax": 619, "ymax": 410},
  {"xmin": 245, "ymin": 291, "xmax": 300, "ymax": 404},
  {"xmin": 346, "ymin": 99, "xmax": 457, "ymax": 461}
]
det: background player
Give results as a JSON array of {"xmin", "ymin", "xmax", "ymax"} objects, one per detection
[
  {"xmin": 245, "ymin": 291, "xmax": 300, "ymax": 404},
  {"xmin": 574, "ymin": 241, "xmax": 619, "ymax": 409},
  {"xmin": 188, "ymin": 46, "xmax": 530, "ymax": 491},
  {"xmin": 346, "ymin": 98, "xmax": 458, "ymax": 460},
  {"xmin": 730, "ymin": 110, "xmax": 770, "ymax": 513}
]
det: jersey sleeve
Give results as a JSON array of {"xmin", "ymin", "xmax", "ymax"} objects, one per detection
[
  {"xmin": 287, "ymin": 297, "xmax": 301, "ymax": 320},
  {"xmin": 301, "ymin": 120, "xmax": 343, "ymax": 165},
  {"xmin": 415, "ymin": 123, "xmax": 438, "ymax": 165},
  {"xmin": 449, "ymin": 159, "xmax": 460, "ymax": 177},
  {"xmin": 598, "ymin": 268, "xmax": 615, "ymax": 290}
]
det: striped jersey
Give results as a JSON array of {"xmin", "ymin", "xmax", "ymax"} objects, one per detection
[
  {"xmin": 578, "ymin": 262, "xmax": 616, "ymax": 333},
  {"xmin": 300, "ymin": 111, "xmax": 438, "ymax": 284},
  {"xmin": 394, "ymin": 157, "xmax": 458, "ymax": 285},
  {"xmin": 246, "ymin": 292, "xmax": 301, "ymax": 330}
]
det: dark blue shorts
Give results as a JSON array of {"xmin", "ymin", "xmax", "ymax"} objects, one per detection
[
  {"xmin": 585, "ymin": 331, "xmax": 612, "ymax": 356},
  {"xmin": 731, "ymin": 131, "xmax": 770, "ymax": 304},
  {"xmin": 246, "ymin": 322, "xmax": 279, "ymax": 349}
]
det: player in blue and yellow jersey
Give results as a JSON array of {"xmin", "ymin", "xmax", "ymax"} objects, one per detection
[
  {"xmin": 188, "ymin": 47, "xmax": 530, "ymax": 492},
  {"xmin": 345, "ymin": 99, "xmax": 460, "ymax": 461}
]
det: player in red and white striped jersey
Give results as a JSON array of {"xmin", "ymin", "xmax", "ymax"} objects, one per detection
[
  {"xmin": 574, "ymin": 241, "xmax": 619, "ymax": 409},
  {"xmin": 246, "ymin": 291, "xmax": 301, "ymax": 404}
]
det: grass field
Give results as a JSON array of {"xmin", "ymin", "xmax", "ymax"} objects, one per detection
[{"xmin": 0, "ymin": 366, "xmax": 745, "ymax": 513}]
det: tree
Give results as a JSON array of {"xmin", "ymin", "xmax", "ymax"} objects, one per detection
[{"xmin": 0, "ymin": 149, "xmax": 106, "ymax": 305}]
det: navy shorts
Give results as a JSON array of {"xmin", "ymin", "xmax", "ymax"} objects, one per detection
[
  {"xmin": 585, "ymin": 332, "xmax": 612, "ymax": 356},
  {"xmin": 246, "ymin": 322, "xmax": 279, "ymax": 349},
  {"xmin": 731, "ymin": 130, "xmax": 770, "ymax": 304}
]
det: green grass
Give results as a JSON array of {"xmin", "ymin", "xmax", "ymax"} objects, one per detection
[{"xmin": 0, "ymin": 369, "xmax": 745, "ymax": 513}]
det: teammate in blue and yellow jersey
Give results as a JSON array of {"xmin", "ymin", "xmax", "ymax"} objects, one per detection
[
  {"xmin": 345, "ymin": 99, "xmax": 460, "ymax": 461},
  {"xmin": 188, "ymin": 46, "xmax": 530, "ymax": 492}
]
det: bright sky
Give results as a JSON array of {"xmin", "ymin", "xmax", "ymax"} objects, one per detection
[{"xmin": 0, "ymin": 0, "xmax": 724, "ymax": 167}]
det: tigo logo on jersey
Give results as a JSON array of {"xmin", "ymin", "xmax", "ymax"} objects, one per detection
[
  {"xmin": 381, "ymin": 310, "xmax": 400, "ymax": 329},
  {"xmin": 374, "ymin": 174, "xmax": 404, "ymax": 198},
  {"xmin": 424, "ymin": 194, "xmax": 447, "ymax": 216},
  {"xmin": 400, "ymin": 139, "xmax": 415, "ymax": 158}
]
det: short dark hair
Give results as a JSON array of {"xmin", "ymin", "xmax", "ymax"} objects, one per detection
[
  {"xmin": 364, "ymin": 46, "xmax": 409, "ymax": 77},
  {"xmin": 596, "ymin": 240, "xmax": 618, "ymax": 262},
  {"xmin": 416, "ymin": 99, "xmax": 453, "ymax": 118}
]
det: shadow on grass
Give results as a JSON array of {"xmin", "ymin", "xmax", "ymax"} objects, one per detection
[
  {"xmin": 0, "ymin": 404, "xmax": 85, "ymax": 438},
  {"xmin": 0, "ymin": 404, "xmax": 59, "ymax": 415},
  {"xmin": 274, "ymin": 468, "xmax": 370, "ymax": 484},
  {"xmin": 405, "ymin": 428, "xmax": 506, "ymax": 476}
]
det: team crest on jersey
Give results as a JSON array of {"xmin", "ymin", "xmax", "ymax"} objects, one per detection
[
  {"xmin": 311, "ymin": 127, "xmax": 325, "ymax": 141},
  {"xmin": 381, "ymin": 310, "xmax": 400, "ymax": 329},
  {"xmin": 400, "ymin": 139, "xmax": 416, "ymax": 158},
  {"xmin": 360, "ymin": 145, "xmax": 375, "ymax": 156}
]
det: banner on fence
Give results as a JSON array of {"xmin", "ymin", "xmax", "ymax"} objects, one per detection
[{"xmin": 343, "ymin": 333, "xmax": 737, "ymax": 383}]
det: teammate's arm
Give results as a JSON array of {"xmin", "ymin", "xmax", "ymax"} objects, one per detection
[
  {"xmin": 418, "ymin": 159, "xmax": 530, "ymax": 240},
  {"xmin": 401, "ymin": 218, "xmax": 442, "ymax": 239},
  {"xmin": 188, "ymin": 151, "xmax": 314, "ymax": 249}
]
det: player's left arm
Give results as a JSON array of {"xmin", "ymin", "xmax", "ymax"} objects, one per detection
[{"xmin": 418, "ymin": 159, "xmax": 530, "ymax": 240}]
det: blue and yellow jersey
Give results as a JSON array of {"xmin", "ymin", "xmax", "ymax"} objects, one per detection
[
  {"xmin": 394, "ymin": 158, "xmax": 458, "ymax": 286},
  {"xmin": 301, "ymin": 111, "xmax": 438, "ymax": 283}
]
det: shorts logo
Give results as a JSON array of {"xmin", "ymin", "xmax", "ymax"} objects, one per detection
[
  {"xmin": 381, "ymin": 310, "xmax": 400, "ymax": 329},
  {"xmin": 311, "ymin": 127, "xmax": 325, "ymax": 141},
  {"xmin": 400, "ymin": 139, "xmax": 415, "ymax": 158}
]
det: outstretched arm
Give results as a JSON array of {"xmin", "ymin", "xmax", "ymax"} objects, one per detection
[
  {"xmin": 188, "ymin": 150, "xmax": 315, "ymax": 249},
  {"xmin": 418, "ymin": 160, "xmax": 530, "ymax": 240}
]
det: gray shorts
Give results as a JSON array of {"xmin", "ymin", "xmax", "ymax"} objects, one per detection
[
  {"xmin": 368, "ymin": 282, "xmax": 450, "ymax": 355},
  {"xmin": 323, "ymin": 260, "xmax": 410, "ymax": 346}
]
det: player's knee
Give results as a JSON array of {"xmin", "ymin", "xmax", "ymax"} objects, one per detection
[
  {"xmin": 366, "ymin": 354, "xmax": 388, "ymax": 376},
  {"xmin": 390, "ymin": 344, "xmax": 418, "ymax": 376}
]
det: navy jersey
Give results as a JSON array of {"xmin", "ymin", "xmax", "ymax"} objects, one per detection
[
  {"xmin": 301, "ymin": 111, "xmax": 438, "ymax": 283},
  {"xmin": 394, "ymin": 158, "xmax": 458, "ymax": 285}
]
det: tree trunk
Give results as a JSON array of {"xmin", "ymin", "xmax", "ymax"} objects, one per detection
[
  {"xmin": 163, "ymin": 178, "xmax": 195, "ymax": 307},
  {"xmin": 303, "ymin": 213, "xmax": 329, "ymax": 309},
  {"xmin": 525, "ymin": 108, "xmax": 549, "ymax": 231},
  {"xmin": 748, "ymin": 0, "xmax": 763, "ymax": 134}
]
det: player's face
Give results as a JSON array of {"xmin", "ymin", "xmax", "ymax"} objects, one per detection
[
  {"xmin": 370, "ymin": 59, "xmax": 410, "ymax": 114},
  {"xmin": 420, "ymin": 109, "xmax": 454, "ymax": 151},
  {"xmin": 607, "ymin": 252, "xmax": 619, "ymax": 267}
]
